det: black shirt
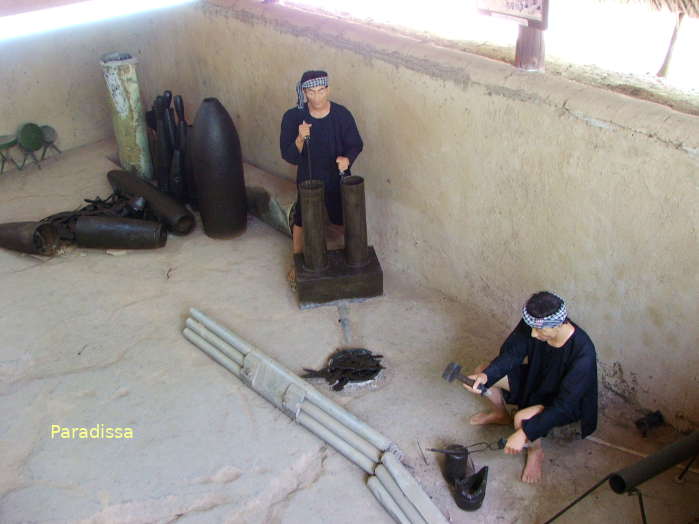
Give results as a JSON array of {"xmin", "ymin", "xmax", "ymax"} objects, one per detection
[
  {"xmin": 484, "ymin": 320, "xmax": 598, "ymax": 441},
  {"xmin": 280, "ymin": 102, "xmax": 363, "ymax": 194}
]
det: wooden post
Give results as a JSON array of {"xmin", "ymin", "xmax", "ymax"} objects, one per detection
[
  {"xmin": 515, "ymin": 25, "xmax": 545, "ymax": 72},
  {"xmin": 657, "ymin": 12, "xmax": 685, "ymax": 78}
]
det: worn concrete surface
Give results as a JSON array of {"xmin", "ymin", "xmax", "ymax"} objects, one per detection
[
  {"xmin": 2, "ymin": 1, "xmax": 697, "ymax": 427},
  {"xmin": 1, "ymin": 141, "xmax": 698, "ymax": 523}
]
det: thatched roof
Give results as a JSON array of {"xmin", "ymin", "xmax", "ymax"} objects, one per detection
[{"xmin": 621, "ymin": 0, "xmax": 699, "ymax": 17}]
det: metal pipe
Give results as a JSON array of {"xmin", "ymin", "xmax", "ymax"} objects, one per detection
[
  {"xmin": 296, "ymin": 411, "xmax": 376, "ymax": 475},
  {"xmin": 341, "ymin": 175, "xmax": 369, "ymax": 267},
  {"xmin": 375, "ymin": 465, "xmax": 426, "ymax": 524},
  {"xmin": 609, "ymin": 431, "xmax": 699, "ymax": 493},
  {"xmin": 183, "ymin": 328, "xmax": 241, "ymax": 377},
  {"xmin": 587, "ymin": 436, "xmax": 699, "ymax": 475},
  {"xmin": 190, "ymin": 308, "xmax": 253, "ymax": 355},
  {"xmin": 299, "ymin": 179, "xmax": 327, "ymax": 271},
  {"xmin": 100, "ymin": 52, "xmax": 153, "ymax": 181},
  {"xmin": 382, "ymin": 452, "xmax": 449, "ymax": 524},
  {"xmin": 188, "ymin": 307, "xmax": 394, "ymax": 452},
  {"xmin": 300, "ymin": 402, "xmax": 382, "ymax": 464},
  {"xmin": 367, "ymin": 476, "xmax": 411, "ymax": 524},
  {"xmin": 74, "ymin": 216, "xmax": 166, "ymax": 249},
  {"xmin": 185, "ymin": 318, "xmax": 244, "ymax": 366},
  {"xmin": 0, "ymin": 221, "xmax": 59, "ymax": 256}
]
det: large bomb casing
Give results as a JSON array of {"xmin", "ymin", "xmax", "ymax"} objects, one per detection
[
  {"xmin": 190, "ymin": 98, "xmax": 247, "ymax": 239},
  {"xmin": 0, "ymin": 221, "xmax": 60, "ymax": 255},
  {"xmin": 74, "ymin": 216, "xmax": 166, "ymax": 249}
]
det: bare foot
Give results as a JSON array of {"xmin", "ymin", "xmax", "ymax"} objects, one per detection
[
  {"xmin": 521, "ymin": 447, "xmax": 544, "ymax": 483},
  {"xmin": 469, "ymin": 411, "xmax": 512, "ymax": 425}
]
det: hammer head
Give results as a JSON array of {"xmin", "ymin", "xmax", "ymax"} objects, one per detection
[{"xmin": 442, "ymin": 362, "xmax": 462, "ymax": 383}]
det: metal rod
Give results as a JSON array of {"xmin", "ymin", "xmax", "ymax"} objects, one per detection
[
  {"xmin": 300, "ymin": 402, "xmax": 382, "ymax": 464},
  {"xmin": 375, "ymin": 465, "xmax": 426, "ymax": 524},
  {"xmin": 544, "ymin": 475, "xmax": 612, "ymax": 523},
  {"xmin": 381, "ymin": 451, "xmax": 449, "ymax": 524},
  {"xmin": 185, "ymin": 318, "xmax": 244, "ymax": 366},
  {"xmin": 676, "ymin": 452, "xmax": 698, "ymax": 482},
  {"xmin": 341, "ymin": 175, "xmax": 369, "ymax": 267},
  {"xmin": 182, "ymin": 328, "xmax": 241, "ymax": 377},
  {"xmin": 296, "ymin": 411, "xmax": 375, "ymax": 475},
  {"xmin": 299, "ymin": 179, "xmax": 327, "ymax": 271},
  {"xmin": 189, "ymin": 308, "xmax": 253, "ymax": 355},
  {"xmin": 630, "ymin": 489, "xmax": 648, "ymax": 524},
  {"xmin": 367, "ymin": 476, "xmax": 411, "ymax": 524}
]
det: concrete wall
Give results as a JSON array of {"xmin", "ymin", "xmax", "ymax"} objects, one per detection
[{"xmin": 1, "ymin": 0, "xmax": 697, "ymax": 428}]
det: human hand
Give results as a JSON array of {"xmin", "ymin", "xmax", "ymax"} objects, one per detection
[
  {"xmin": 504, "ymin": 429, "xmax": 528, "ymax": 454},
  {"xmin": 298, "ymin": 121, "xmax": 312, "ymax": 141},
  {"xmin": 462, "ymin": 373, "xmax": 488, "ymax": 395},
  {"xmin": 336, "ymin": 156, "xmax": 350, "ymax": 173}
]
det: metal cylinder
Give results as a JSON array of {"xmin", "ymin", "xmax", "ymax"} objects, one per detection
[
  {"xmin": 341, "ymin": 175, "xmax": 369, "ymax": 267},
  {"xmin": 367, "ymin": 476, "xmax": 411, "ymax": 524},
  {"xmin": 296, "ymin": 411, "xmax": 376, "ymax": 475},
  {"xmin": 299, "ymin": 179, "xmax": 327, "ymax": 271},
  {"xmin": 100, "ymin": 52, "xmax": 153, "ymax": 181},
  {"xmin": 300, "ymin": 401, "xmax": 382, "ymax": 464},
  {"xmin": 375, "ymin": 465, "xmax": 426, "ymax": 524},
  {"xmin": 382, "ymin": 452, "xmax": 449, "ymax": 524},
  {"xmin": 108, "ymin": 170, "xmax": 195, "ymax": 235},
  {"xmin": 609, "ymin": 431, "xmax": 699, "ymax": 493},
  {"xmin": 183, "ymin": 328, "xmax": 242, "ymax": 378},
  {"xmin": 190, "ymin": 98, "xmax": 247, "ymax": 239},
  {"xmin": 184, "ymin": 318, "xmax": 244, "ymax": 366},
  {"xmin": 74, "ymin": 216, "xmax": 166, "ymax": 249},
  {"xmin": 0, "ymin": 221, "xmax": 60, "ymax": 255}
]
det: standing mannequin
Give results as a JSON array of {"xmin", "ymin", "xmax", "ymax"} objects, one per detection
[{"xmin": 280, "ymin": 70, "xmax": 363, "ymax": 281}]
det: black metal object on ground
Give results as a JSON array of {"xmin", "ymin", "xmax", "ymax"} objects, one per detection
[
  {"xmin": 302, "ymin": 348, "xmax": 384, "ymax": 391},
  {"xmin": 299, "ymin": 179, "xmax": 327, "ymax": 271},
  {"xmin": 545, "ymin": 431, "xmax": 699, "ymax": 523},
  {"xmin": 294, "ymin": 247, "xmax": 383, "ymax": 307},
  {"xmin": 42, "ymin": 191, "xmax": 156, "ymax": 242},
  {"xmin": 108, "ymin": 170, "xmax": 194, "ymax": 235},
  {"xmin": 635, "ymin": 410, "xmax": 664, "ymax": 437},
  {"xmin": 0, "ymin": 221, "xmax": 60, "ymax": 255},
  {"xmin": 190, "ymin": 97, "xmax": 247, "ymax": 239},
  {"xmin": 74, "ymin": 216, "xmax": 166, "ymax": 249},
  {"xmin": 429, "ymin": 444, "xmax": 488, "ymax": 511}
]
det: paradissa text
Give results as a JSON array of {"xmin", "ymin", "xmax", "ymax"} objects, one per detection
[{"xmin": 50, "ymin": 424, "xmax": 134, "ymax": 439}]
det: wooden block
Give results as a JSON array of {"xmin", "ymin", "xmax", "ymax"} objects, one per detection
[{"xmin": 294, "ymin": 247, "xmax": 383, "ymax": 308}]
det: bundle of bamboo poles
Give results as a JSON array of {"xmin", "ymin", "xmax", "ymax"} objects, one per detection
[{"xmin": 182, "ymin": 308, "xmax": 447, "ymax": 524}]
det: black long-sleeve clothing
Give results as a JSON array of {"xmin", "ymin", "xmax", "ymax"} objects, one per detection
[
  {"xmin": 280, "ymin": 102, "xmax": 363, "ymax": 193},
  {"xmin": 483, "ymin": 320, "xmax": 598, "ymax": 441}
]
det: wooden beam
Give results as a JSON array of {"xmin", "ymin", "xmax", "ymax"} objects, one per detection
[{"xmin": 515, "ymin": 25, "xmax": 545, "ymax": 72}]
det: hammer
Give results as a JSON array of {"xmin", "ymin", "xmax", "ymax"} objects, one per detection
[{"xmin": 442, "ymin": 362, "xmax": 491, "ymax": 397}]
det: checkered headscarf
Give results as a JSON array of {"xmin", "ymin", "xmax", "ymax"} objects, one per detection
[
  {"xmin": 522, "ymin": 293, "xmax": 567, "ymax": 329},
  {"xmin": 296, "ymin": 70, "xmax": 329, "ymax": 110}
]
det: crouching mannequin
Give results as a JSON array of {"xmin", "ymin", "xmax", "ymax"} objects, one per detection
[{"xmin": 464, "ymin": 291, "xmax": 598, "ymax": 483}]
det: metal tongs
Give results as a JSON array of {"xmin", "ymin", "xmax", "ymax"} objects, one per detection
[{"xmin": 429, "ymin": 438, "xmax": 508, "ymax": 456}]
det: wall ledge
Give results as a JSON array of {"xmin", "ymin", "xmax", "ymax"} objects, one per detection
[{"xmin": 203, "ymin": 0, "xmax": 699, "ymax": 162}]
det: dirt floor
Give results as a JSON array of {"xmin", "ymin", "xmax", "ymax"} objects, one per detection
[{"xmin": 1, "ymin": 140, "xmax": 698, "ymax": 523}]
